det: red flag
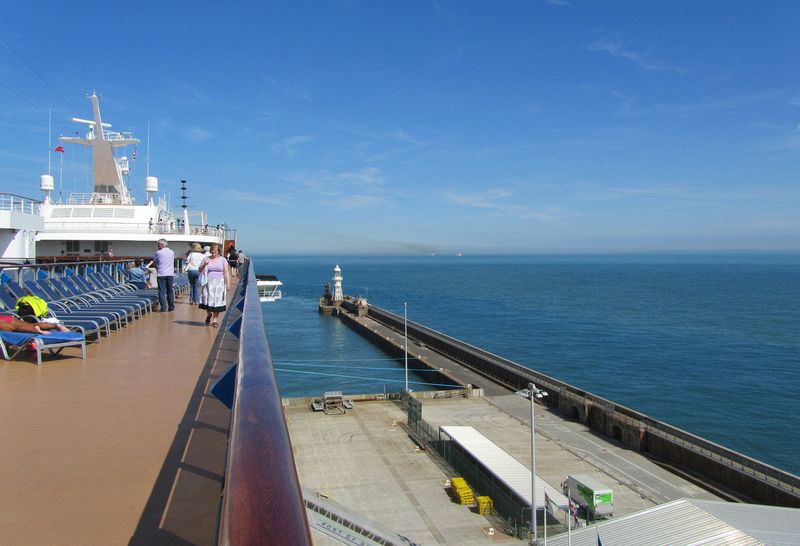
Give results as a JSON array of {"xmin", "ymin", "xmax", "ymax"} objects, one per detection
[{"xmin": 54, "ymin": 145, "xmax": 64, "ymax": 153}]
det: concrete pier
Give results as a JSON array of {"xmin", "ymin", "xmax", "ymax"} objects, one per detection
[
  {"xmin": 285, "ymin": 393, "xmax": 720, "ymax": 544},
  {"xmin": 282, "ymin": 301, "xmax": 742, "ymax": 543},
  {"xmin": 323, "ymin": 300, "xmax": 800, "ymax": 510}
]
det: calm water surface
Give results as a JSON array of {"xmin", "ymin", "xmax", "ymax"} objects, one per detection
[{"xmin": 256, "ymin": 254, "xmax": 800, "ymax": 475}]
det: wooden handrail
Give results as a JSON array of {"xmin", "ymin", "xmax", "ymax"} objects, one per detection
[{"xmin": 217, "ymin": 261, "xmax": 312, "ymax": 545}]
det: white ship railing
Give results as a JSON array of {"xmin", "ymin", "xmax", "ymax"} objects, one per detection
[
  {"xmin": 42, "ymin": 221, "xmax": 226, "ymax": 237},
  {"xmin": 102, "ymin": 130, "xmax": 135, "ymax": 141},
  {"xmin": 0, "ymin": 193, "xmax": 41, "ymax": 215},
  {"xmin": 67, "ymin": 193, "xmax": 133, "ymax": 205},
  {"xmin": 258, "ymin": 289, "xmax": 282, "ymax": 300},
  {"xmin": 42, "ymin": 221, "xmax": 154, "ymax": 233}
]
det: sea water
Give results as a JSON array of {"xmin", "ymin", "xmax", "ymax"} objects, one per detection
[{"xmin": 257, "ymin": 254, "xmax": 800, "ymax": 476}]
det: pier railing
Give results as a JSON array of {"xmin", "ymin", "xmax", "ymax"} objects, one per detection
[
  {"xmin": 216, "ymin": 260, "xmax": 312, "ymax": 545},
  {"xmin": 368, "ymin": 304, "xmax": 800, "ymax": 506}
]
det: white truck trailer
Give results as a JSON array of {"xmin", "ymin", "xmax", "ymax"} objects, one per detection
[{"xmin": 565, "ymin": 474, "xmax": 613, "ymax": 518}]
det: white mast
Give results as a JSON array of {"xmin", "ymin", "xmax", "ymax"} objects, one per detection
[
  {"xmin": 48, "ymin": 109, "xmax": 51, "ymax": 175},
  {"xmin": 40, "ymin": 109, "xmax": 55, "ymax": 203},
  {"xmin": 59, "ymin": 92, "xmax": 139, "ymax": 200},
  {"xmin": 146, "ymin": 120, "xmax": 150, "ymax": 176}
]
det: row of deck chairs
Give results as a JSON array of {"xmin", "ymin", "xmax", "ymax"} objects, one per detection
[{"xmin": 0, "ymin": 265, "xmax": 190, "ymax": 365}]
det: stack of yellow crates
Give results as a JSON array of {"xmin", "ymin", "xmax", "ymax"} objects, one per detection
[
  {"xmin": 476, "ymin": 496, "xmax": 494, "ymax": 515},
  {"xmin": 450, "ymin": 477, "xmax": 474, "ymax": 506}
]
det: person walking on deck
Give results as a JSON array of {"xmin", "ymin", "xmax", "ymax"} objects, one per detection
[
  {"xmin": 154, "ymin": 239, "xmax": 175, "ymax": 312},
  {"xmin": 199, "ymin": 243, "xmax": 230, "ymax": 327},
  {"xmin": 226, "ymin": 245, "xmax": 239, "ymax": 278},
  {"xmin": 184, "ymin": 242, "xmax": 205, "ymax": 305}
]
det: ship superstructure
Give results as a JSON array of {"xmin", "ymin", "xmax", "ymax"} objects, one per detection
[{"xmin": 34, "ymin": 93, "xmax": 232, "ymax": 258}]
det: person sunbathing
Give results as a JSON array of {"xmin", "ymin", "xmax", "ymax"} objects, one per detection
[{"xmin": 0, "ymin": 315, "xmax": 69, "ymax": 334}]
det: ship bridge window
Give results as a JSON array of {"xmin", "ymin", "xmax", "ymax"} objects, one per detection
[
  {"xmin": 93, "ymin": 208, "xmax": 114, "ymax": 217},
  {"xmin": 72, "ymin": 208, "xmax": 92, "ymax": 217},
  {"xmin": 51, "ymin": 208, "xmax": 72, "ymax": 218}
]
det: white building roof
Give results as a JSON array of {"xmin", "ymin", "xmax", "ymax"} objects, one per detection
[
  {"xmin": 544, "ymin": 498, "xmax": 800, "ymax": 546},
  {"xmin": 440, "ymin": 425, "xmax": 568, "ymax": 509}
]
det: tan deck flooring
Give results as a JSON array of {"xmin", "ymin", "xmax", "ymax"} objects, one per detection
[{"xmin": 0, "ymin": 294, "xmax": 234, "ymax": 546}]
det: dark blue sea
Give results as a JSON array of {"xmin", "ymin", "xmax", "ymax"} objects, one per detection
[{"xmin": 255, "ymin": 254, "xmax": 800, "ymax": 476}]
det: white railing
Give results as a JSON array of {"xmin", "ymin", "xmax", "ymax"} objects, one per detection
[
  {"xmin": 102, "ymin": 130, "xmax": 136, "ymax": 141},
  {"xmin": 0, "ymin": 193, "xmax": 41, "ymax": 215},
  {"xmin": 42, "ymin": 221, "xmax": 226, "ymax": 237},
  {"xmin": 66, "ymin": 193, "xmax": 134, "ymax": 205},
  {"xmin": 258, "ymin": 289, "xmax": 282, "ymax": 300},
  {"xmin": 42, "ymin": 221, "xmax": 152, "ymax": 233},
  {"xmin": 187, "ymin": 224, "xmax": 227, "ymax": 237}
]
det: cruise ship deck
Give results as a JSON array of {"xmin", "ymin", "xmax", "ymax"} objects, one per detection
[{"xmin": 0, "ymin": 294, "xmax": 234, "ymax": 546}]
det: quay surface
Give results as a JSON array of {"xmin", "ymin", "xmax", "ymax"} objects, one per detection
[
  {"xmin": 0, "ymin": 294, "xmax": 235, "ymax": 546},
  {"xmin": 285, "ymin": 394, "xmax": 719, "ymax": 545},
  {"xmin": 286, "ymin": 304, "xmax": 723, "ymax": 543}
]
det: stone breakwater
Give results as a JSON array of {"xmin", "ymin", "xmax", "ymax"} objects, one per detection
[{"xmin": 333, "ymin": 298, "xmax": 800, "ymax": 508}]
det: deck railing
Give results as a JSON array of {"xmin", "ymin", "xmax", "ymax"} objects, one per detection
[
  {"xmin": 0, "ymin": 193, "xmax": 41, "ymax": 215},
  {"xmin": 216, "ymin": 260, "xmax": 312, "ymax": 545},
  {"xmin": 0, "ymin": 259, "xmax": 131, "ymax": 285}
]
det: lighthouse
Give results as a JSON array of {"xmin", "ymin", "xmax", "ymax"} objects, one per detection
[{"xmin": 332, "ymin": 265, "xmax": 344, "ymax": 302}]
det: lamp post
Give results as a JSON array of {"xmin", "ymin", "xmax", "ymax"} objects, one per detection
[
  {"xmin": 529, "ymin": 382, "xmax": 548, "ymax": 545},
  {"xmin": 404, "ymin": 302, "xmax": 409, "ymax": 392}
]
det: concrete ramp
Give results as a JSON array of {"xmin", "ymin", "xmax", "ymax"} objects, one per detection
[{"xmin": 303, "ymin": 487, "xmax": 420, "ymax": 546}]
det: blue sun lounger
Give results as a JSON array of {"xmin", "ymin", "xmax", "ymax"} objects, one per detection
[{"xmin": 0, "ymin": 329, "xmax": 86, "ymax": 366}]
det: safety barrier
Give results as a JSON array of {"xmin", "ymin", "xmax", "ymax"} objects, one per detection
[{"xmin": 215, "ymin": 260, "xmax": 312, "ymax": 545}]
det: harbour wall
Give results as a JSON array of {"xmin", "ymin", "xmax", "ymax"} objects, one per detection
[
  {"xmin": 345, "ymin": 303, "xmax": 799, "ymax": 508},
  {"xmin": 334, "ymin": 300, "xmax": 468, "ymax": 392}
]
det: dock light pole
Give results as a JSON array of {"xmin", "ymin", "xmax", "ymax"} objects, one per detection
[
  {"xmin": 404, "ymin": 302, "xmax": 409, "ymax": 392},
  {"xmin": 529, "ymin": 382, "xmax": 548, "ymax": 545}
]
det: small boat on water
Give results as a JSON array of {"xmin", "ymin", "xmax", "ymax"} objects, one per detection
[{"xmin": 256, "ymin": 274, "xmax": 283, "ymax": 302}]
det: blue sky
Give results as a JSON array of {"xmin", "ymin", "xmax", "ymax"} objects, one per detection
[{"xmin": 1, "ymin": 1, "xmax": 798, "ymax": 254}]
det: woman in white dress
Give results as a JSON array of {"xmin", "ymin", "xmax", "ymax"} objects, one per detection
[{"xmin": 198, "ymin": 243, "xmax": 231, "ymax": 327}]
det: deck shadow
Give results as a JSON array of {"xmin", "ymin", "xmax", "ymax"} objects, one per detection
[
  {"xmin": 128, "ymin": 312, "xmax": 239, "ymax": 546},
  {"xmin": 174, "ymin": 320, "xmax": 213, "ymax": 327}
]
